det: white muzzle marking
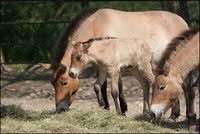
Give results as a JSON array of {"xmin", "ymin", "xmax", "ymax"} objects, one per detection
[
  {"xmin": 70, "ymin": 68, "xmax": 79, "ymax": 76},
  {"xmin": 150, "ymin": 104, "xmax": 165, "ymax": 119}
]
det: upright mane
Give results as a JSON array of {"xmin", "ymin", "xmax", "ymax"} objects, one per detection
[
  {"xmin": 82, "ymin": 36, "xmax": 117, "ymax": 44},
  {"xmin": 156, "ymin": 27, "xmax": 199, "ymax": 74},
  {"xmin": 51, "ymin": 8, "xmax": 98, "ymax": 70}
]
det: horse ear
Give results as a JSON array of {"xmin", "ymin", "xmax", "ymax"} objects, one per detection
[
  {"xmin": 60, "ymin": 64, "xmax": 67, "ymax": 73},
  {"xmin": 83, "ymin": 43, "xmax": 92, "ymax": 53},
  {"xmin": 71, "ymin": 40, "xmax": 76, "ymax": 46},
  {"xmin": 39, "ymin": 63, "xmax": 52, "ymax": 71},
  {"xmin": 163, "ymin": 61, "xmax": 170, "ymax": 76},
  {"xmin": 72, "ymin": 41, "xmax": 82, "ymax": 49},
  {"xmin": 150, "ymin": 60, "xmax": 158, "ymax": 76}
]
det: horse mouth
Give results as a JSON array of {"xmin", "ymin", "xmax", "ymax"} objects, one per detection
[
  {"xmin": 56, "ymin": 99, "xmax": 70, "ymax": 113},
  {"xmin": 150, "ymin": 112, "xmax": 162, "ymax": 120}
]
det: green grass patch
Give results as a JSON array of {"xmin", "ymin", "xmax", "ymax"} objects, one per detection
[{"xmin": 1, "ymin": 105, "xmax": 191, "ymax": 133}]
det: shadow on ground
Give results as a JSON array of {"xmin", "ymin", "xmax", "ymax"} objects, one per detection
[
  {"xmin": 134, "ymin": 114, "xmax": 200, "ymax": 132},
  {"xmin": 0, "ymin": 104, "xmax": 56, "ymax": 121}
]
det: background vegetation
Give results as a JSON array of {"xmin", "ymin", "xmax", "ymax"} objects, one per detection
[{"xmin": 1, "ymin": 1, "xmax": 199, "ymax": 64}]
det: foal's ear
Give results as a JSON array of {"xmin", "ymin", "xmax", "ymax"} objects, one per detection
[
  {"xmin": 83, "ymin": 43, "xmax": 92, "ymax": 53},
  {"xmin": 163, "ymin": 61, "xmax": 170, "ymax": 76},
  {"xmin": 150, "ymin": 60, "xmax": 159, "ymax": 76},
  {"xmin": 72, "ymin": 41, "xmax": 82, "ymax": 49},
  {"xmin": 39, "ymin": 63, "xmax": 52, "ymax": 71}
]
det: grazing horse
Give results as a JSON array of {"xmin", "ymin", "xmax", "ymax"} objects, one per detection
[
  {"xmin": 150, "ymin": 28, "xmax": 199, "ymax": 130},
  {"xmin": 70, "ymin": 37, "xmax": 155, "ymax": 114},
  {"xmin": 41, "ymin": 8, "xmax": 189, "ymax": 114}
]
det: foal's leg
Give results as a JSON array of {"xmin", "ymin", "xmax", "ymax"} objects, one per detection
[
  {"xmin": 100, "ymin": 78, "xmax": 110, "ymax": 110},
  {"xmin": 118, "ymin": 73, "xmax": 128, "ymax": 115},
  {"xmin": 131, "ymin": 69, "xmax": 150, "ymax": 114},
  {"xmin": 94, "ymin": 70, "xmax": 107, "ymax": 107},
  {"xmin": 111, "ymin": 71, "xmax": 121, "ymax": 114},
  {"xmin": 141, "ymin": 79, "xmax": 150, "ymax": 114},
  {"xmin": 94, "ymin": 65, "xmax": 109, "ymax": 109}
]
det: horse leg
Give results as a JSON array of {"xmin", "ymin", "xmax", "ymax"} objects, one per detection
[
  {"xmin": 94, "ymin": 70, "xmax": 107, "ymax": 107},
  {"xmin": 183, "ymin": 70, "xmax": 199, "ymax": 130},
  {"xmin": 131, "ymin": 69, "xmax": 150, "ymax": 114},
  {"xmin": 118, "ymin": 72, "xmax": 128, "ymax": 115},
  {"xmin": 141, "ymin": 79, "xmax": 150, "ymax": 114},
  {"xmin": 187, "ymin": 77, "xmax": 198, "ymax": 130},
  {"xmin": 111, "ymin": 71, "xmax": 121, "ymax": 114},
  {"xmin": 100, "ymin": 78, "xmax": 110, "ymax": 110},
  {"xmin": 170, "ymin": 100, "xmax": 180, "ymax": 120}
]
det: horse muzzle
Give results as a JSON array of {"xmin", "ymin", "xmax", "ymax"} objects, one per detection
[
  {"xmin": 69, "ymin": 68, "xmax": 79, "ymax": 78},
  {"xmin": 150, "ymin": 104, "xmax": 164, "ymax": 120},
  {"xmin": 56, "ymin": 99, "xmax": 70, "ymax": 113}
]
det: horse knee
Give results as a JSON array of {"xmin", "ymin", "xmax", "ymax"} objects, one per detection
[
  {"xmin": 111, "ymin": 90, "xmax": 119, "ymax": 99},
  {"xmin": 94, "ymin": 84, "xmax": 100, "ymax": 93},
  {"xmin": 189, "ymin": 87, "xmax": 196, "ymax": 98}
]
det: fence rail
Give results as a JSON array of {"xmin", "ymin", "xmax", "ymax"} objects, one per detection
[{"xmin": 1, "ymin": 61, "xmax": 51, "ymax": 64}]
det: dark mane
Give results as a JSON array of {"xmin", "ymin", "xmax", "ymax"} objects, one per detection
[
  {"xmin": 51, "ymin": 8, "xmax": 98, "ymax": 70},
  {"xmin": 157, "ymin": 27, "xmax": 199, "ymax": 75},
  {"xmin": 82, "ymin": 36, "xmax": 117, "ymax": 44}
]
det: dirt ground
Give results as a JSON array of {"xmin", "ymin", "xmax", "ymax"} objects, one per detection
[{"xmin": 1, "ymin": 67, "xmax": 199, "ymax": 122}]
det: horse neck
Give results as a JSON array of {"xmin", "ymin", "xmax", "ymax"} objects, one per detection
[
  {"xmin": 169, "ymin": 33, "xmax": 199, "ymax": 83},
  {"xmin": 87, "ymin": 40, "xmax": 110, "ymax": 64}
]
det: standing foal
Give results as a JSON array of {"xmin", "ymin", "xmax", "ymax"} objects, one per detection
[{"xmin": 70, "ymin": 37, "xmax": 155, "ymax": 114}]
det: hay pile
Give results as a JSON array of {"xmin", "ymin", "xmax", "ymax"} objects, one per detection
[{"xmin": 1, "ymin": 105, "xmax": 190, "ymax": 133}]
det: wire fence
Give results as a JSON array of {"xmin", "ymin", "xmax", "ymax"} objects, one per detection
[{"xmin": 1, "ymin": 19, "xmax": 71, "ymax": 64}]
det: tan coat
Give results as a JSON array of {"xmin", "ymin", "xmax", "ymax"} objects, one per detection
[{"xmin": 62, "ymin": 9, "xmax": 188, "ymax": 67}]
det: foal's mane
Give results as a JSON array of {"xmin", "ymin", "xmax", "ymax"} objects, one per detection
[
  {"xmin": 51, "ymin": 8, "xmax": 98, "ymax": 70},
  {"xmin": 82, "ymin": 36, "xmax": 117, "ymax": 44},
  {"xmin": 157, "ymin": 27, "xmax": 199, "ymax": 74}
]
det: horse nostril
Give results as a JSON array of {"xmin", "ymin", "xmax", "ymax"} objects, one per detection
[
  {"xmin": 70, "ymin": 71, "xmax": 77, "ymax": 78},
  {"xmin": 150, "ymin": 112, "xmax": 156, "ymax": 120},
  {"xmin": 62, "ymin": 80, "xmax": 68, "ymax": 86}
]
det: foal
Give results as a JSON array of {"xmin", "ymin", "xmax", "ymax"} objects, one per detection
[
  {"xmin": 69, "ymin": 37, "xmax": 154, "ymax": 114},
  {"xmin": 150, "ymin": 28, "xmax": 199, "ymax": 130}
]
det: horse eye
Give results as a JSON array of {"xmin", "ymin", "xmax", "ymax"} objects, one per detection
[
  {"xmin": 159, "ymin": 85, "xmax": 165, "ymax": 90},
  {"xmin": 62, "ymin": 80, "xmax": 68, "ymax": 86}
]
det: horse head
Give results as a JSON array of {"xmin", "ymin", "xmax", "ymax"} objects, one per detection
[
  {"xmin": 150, "ymin": 61, "xmax": 181, "ymax": 119},
  {"xmin": 40, "ymin": 63, "xmax": 80, "ymax": 113}
]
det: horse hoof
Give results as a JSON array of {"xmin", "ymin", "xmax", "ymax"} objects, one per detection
[
  {"xmin": 169, "ymin": 113, "xmax": 180, "ymax": 121},
  {"xmin": 169, "ymin": 116, "xmax": 177, "ymax": 121},
  {"xmin": 122, "ymin": 113, "xmax": 126, "ymax": 116},
  {"xmin": 189, "ymin": 124, "xmax": 197, "ymax": 132},
  {"xmin": 104, "ymin": 106, "xmax": 110, "ymax": 110},
  {"xmin": 143, "ymin": 110, "xmax": 150, "ymax": 116}
]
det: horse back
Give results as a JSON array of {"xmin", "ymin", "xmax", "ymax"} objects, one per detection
[{"xmin": 92, "ymin": 9, "xmax": 188, "ymax": 38}]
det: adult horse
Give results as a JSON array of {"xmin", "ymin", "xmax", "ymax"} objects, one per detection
[
  {"xmin": 150, "ymin": 28, "xmax": 199, "ymax": 130},
  {"xmin": 41, "ymin": 8, "xmax": 188, "ymax": 114}
]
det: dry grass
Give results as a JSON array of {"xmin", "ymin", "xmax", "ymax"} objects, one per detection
[{"xmin": 0, "ymin": 105, "xmax": 192, "ymax": 133}]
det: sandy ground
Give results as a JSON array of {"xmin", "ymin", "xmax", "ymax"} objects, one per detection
[{"xmin": 1, "ymin": 69, "xmax": 199, "ymax": 121}]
